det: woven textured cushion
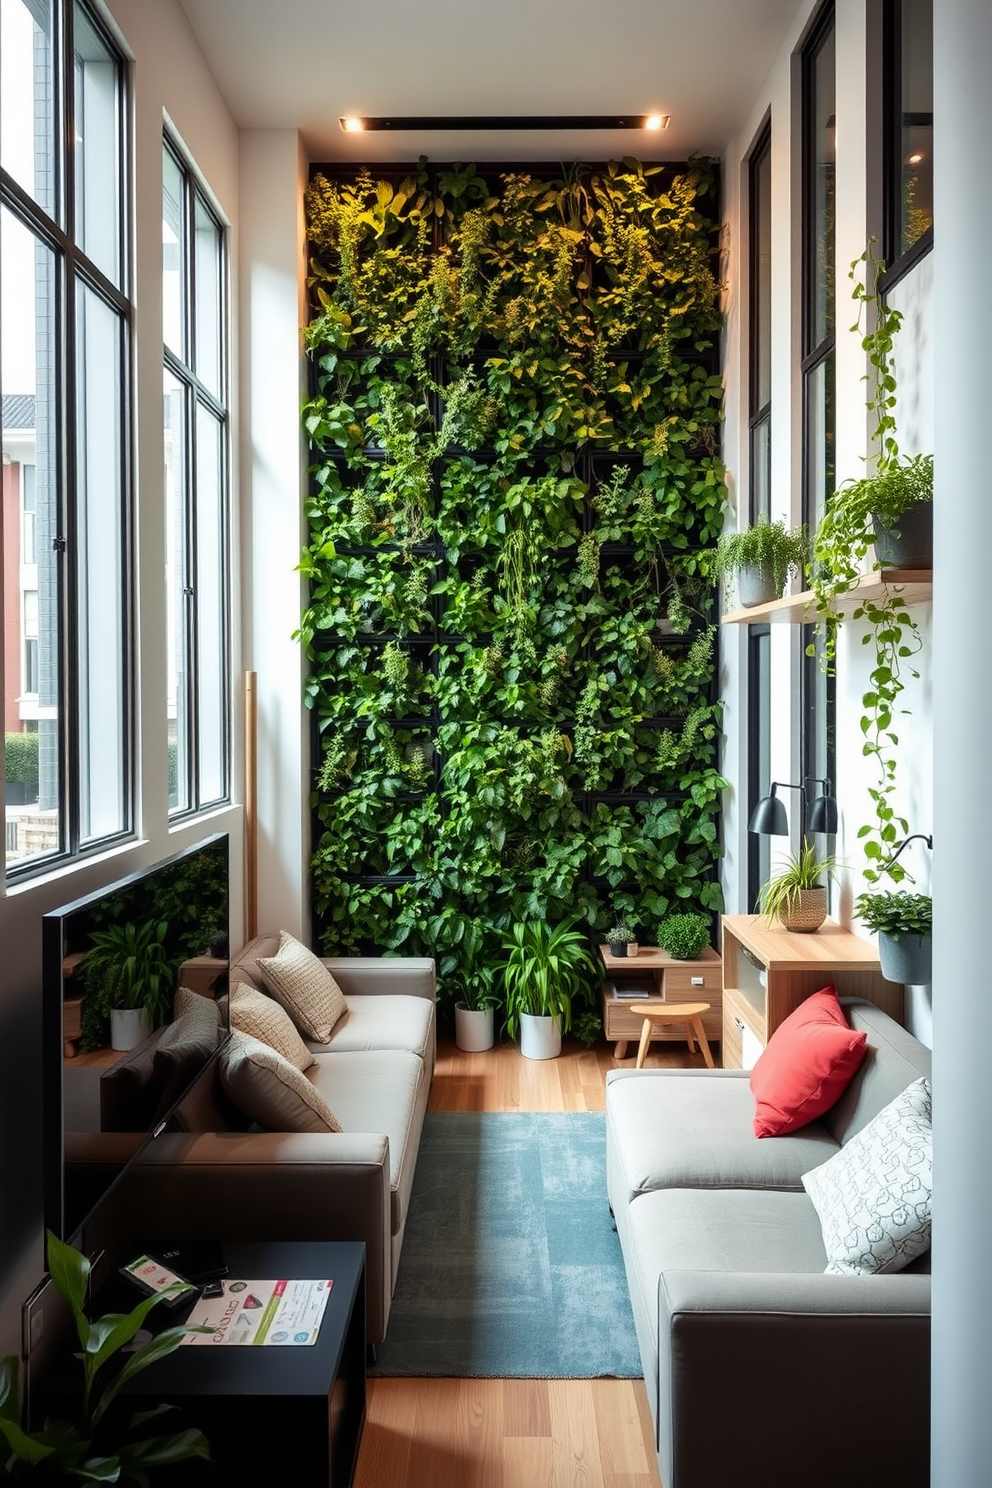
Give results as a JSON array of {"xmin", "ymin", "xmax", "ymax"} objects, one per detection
[
  {"xmin": 802, "ymin": 1076, "xmax": 932, "ymax": 1275},
  {"xmin": 255, "ymin": 931, "xmax": 348, "ymax": 1043},
  {"xmin": 219, "ymin": 1030, "xmax": 341, "ymax": 1133},
  {"xmin": 750, "ymin": 986, "xmax": 868, "ymax": 1138},
  {"xmin": 228, "ymin": 981, "xmax": 315, "ymax": 1071}
]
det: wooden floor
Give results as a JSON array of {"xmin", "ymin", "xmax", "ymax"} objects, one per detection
[{"xmin": 352, "ymin": 1029, "xmax": 699, "ymax": 1488}]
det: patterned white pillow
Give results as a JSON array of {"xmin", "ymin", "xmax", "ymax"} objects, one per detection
[
  {"xmin": 802, "ymin": 1076, "xmax": 932, "ymax": 1276},
  {"xmin": 256, "ymin": 931, "xmax": 348, "ymax": 1043}
]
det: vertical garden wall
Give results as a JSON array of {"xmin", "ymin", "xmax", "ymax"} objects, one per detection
[{"xmin": 300, "ymin": 157, "xmax": 728, "ymax": 1004}]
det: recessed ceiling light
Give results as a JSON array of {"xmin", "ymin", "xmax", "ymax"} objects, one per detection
[
  {"xmin": 339, "ymin": 116, "xmax": 365, "ymax": 133},
  {"xmin": 337, "ymin": 114, "xmax": 671, "ymax": 133}
]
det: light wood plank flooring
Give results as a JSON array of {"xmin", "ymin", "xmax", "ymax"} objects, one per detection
[{"xmin": 353, "ymin": 1029, "xmax": 697, "ymax": 1488}]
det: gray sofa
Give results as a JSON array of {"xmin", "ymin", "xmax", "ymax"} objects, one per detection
[
  {"xmin": 605, "ymin": 998, "xmax": 931, "ymax": 1488},
  {"xmin": 99, "ymin": 935, "xmax": 436, "ymax": 1346}
]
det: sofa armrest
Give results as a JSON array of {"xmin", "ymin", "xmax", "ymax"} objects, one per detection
[
  {"xmin": 656, "ymin": 1270, "xmax": 930, "ymax": 1488},
  {"xmin": 95, "ymin": 1131, "xmax": 395, "ymax": 1344},
  {"xmin": 322, "ymin": 957, "xmax": 436, "ymax": 1001}
]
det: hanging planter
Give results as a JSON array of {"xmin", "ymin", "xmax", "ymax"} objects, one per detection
[
  {"xmin": 877, "ymin": 931, "xmax": 932, "ymax": 985},
  {"xmin": 855, "ymin": 890, "xmax": 933, "ymax": 985}
]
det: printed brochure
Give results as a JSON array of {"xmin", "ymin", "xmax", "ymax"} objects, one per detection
[{"xmin": 181, "ymin": 1278, "xmax": 332, "ymax": 1346}]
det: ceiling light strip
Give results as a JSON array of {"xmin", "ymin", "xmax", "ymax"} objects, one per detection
[{"xmin": 338, "ymin": 114, "xmax": 670, "ymax": 133}]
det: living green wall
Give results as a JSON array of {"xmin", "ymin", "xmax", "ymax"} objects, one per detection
[{"xmin": 300, "ymin": 157, "xmax": 728, "ymax": 1007}]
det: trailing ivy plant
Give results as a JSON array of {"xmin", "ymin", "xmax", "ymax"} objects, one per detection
[{"xmin": 809, "ymin": 241, "xmax": 932, "ymax": 881}]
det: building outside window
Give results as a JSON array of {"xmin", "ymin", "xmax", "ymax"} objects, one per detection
[
  {"xmin": 162, "ymin": 135, "xmax": 230, "ymax": 817},
  {"xmin": 1, "ymin": 0, "xmax": 132, "ymax": 874}
]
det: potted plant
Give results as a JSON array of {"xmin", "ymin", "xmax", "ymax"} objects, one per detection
[
  {"xmin": 498, "ymin": 919, "xmax": 598, "ymax": 1061},
  {"xmin": 758, "ymin": 843, "xmax": 841, "ymax": 933},
  {"xmin": 657, "ymin": 913, "xmax": 710, "ymax": 960},
  {"xmin": 714, "ymin": 515, "xmax": 809, "ymax": 609},
  {"xmin": 79, "ymin": 919, "xmax": 175, "ymax": 1052},
  {"xmin": 0, "ymin": 1230, "xmax": 210, "ymax": 1482},
  {"xmin": 606, "ymin": 922, "xmax": 635, "ymax": 957},
  {"xmin": 442, "ymin": 917, "xmax": 500, "ymax": 1053},
  {"xmin": 855, "ymin": 890, "xmax": 932, "ymax": 984}
]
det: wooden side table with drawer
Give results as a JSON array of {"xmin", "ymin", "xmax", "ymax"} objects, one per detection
[{"xmin": 599, "ymin": 944, "xmax": 722, "ymax": 1059}]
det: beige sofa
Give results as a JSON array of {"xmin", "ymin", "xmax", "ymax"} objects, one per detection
[
  {"xmin": 99, "ymin": 935, "xmax": 437, "ymax": 1346},
  {"xmin": 605, "ymin": 999, "xmax": 931, "ymax": 1488}
]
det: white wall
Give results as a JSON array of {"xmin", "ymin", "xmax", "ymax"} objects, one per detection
[
  {"xmin": 0, "ymin": 0, "xmax": 243, "ymax": 1355},
  {"xmin": 720, "ymin": 0, "xmax": 934, "ymax": 1041}
]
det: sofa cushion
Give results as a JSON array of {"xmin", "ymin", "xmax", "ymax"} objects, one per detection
[
  {"xmin": 825, "ymin": 999, "xmax": 933, "ymax": 1147},
  {"xmin": 256, "ymin": 931, "xmax": 348, "ymax": 1042},
  {"xmin": 219, "ymin": 1030, "xmax": 342, "ymax": 1133},
  {"xmin": 750, "ymin": 987, "xmax": 868, "ymax": 1138},
  {"xmin": 309, "ymin": 993, "xmax": 434, "ymax": 1064},
  {"xmin": 605, "ymin": 1069, "xmax": 839, "ymax": 1206},
  {"xmin": 802, "ymin": 1076, "xmax": 932, "ymax": 1275},
  {"xmin": 229, "ymin": 981, "xmax": 315, "ymax": 1071},
  {"xmin": 308, "ymin": 1049, "xmax": 428, "ymax": 1235}
]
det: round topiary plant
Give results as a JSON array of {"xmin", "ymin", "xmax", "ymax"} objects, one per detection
[{"xmin": 657, "ymin": 913, "xmax": 710, "ymax": 961}]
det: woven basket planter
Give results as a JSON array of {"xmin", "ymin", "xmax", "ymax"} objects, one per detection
[{"xmin": 778, "ymin": 888, "xmax": 827, "ymax": 934}]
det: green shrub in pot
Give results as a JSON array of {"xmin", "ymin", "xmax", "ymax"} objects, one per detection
[
  {"xmin": 758, "ymin": 845, "xmax": 841, "ymax": 933},
  {"xmin": 657, "ymin": 913, "xmax": 710, "ymax": 960},
  {"xmin": 854, "ymin": 889, "xmax": 932, "ymax": 984}
]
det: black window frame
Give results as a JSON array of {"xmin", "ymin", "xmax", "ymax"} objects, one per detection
[
  {"xmin": 162, "ymin": 132, "xmax": 231, "ymax": 821},
  {"xmin": 748, "ymin": 118, "xmax": 773, "ymax": 525},
  {"xmin": 880, "ymin": 0, "xmax": 933, "ymax": 289},
  {"xmin": 1, "ymin": 0, "xmax": 134, "ymax": 881},
  {"xmin": 746, "ymin": 623, "xmax": 772, "ymax": 913}
]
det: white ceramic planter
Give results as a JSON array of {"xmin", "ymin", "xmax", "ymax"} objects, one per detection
[
  {"xmin": 519, "ymin": 1012, "xmax": 561, "ymax": 1061},
  {"xmin": 110, "ymin": 1007, "xmax": 152, "ymax": 1052},
  {"xmin": 454, "ymin": 1003, "xmax": 494, "ymax": 1052}
]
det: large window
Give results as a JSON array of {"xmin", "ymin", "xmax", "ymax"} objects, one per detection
[
  {"xmin": 1, "ymin": 0, "xmax": 131, "ymax": 874},
  {"xmin": 748, "ymin": 121, "xmax": 772, "ymax": 524},
  {"xmin": 162, "ymin": 136, "xmax": 229, "ymax": 817},
  {"xmin": 884, "ymin": 0, "xmax": 933, "ymax": 275},
  {"xmin": 800, "ymin": 4, "xmax": 836, "ymax": 868}
]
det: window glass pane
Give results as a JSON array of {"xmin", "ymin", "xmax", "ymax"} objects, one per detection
[
  {"xmin": 75, "ymin": 280, "xmax": 126, "ymax": 842},
  {"xmin": 2, "ymin": 206, "xmax": 61, "ymax": 865},
  {"xmin": 194, "ymin": 195, "xmax": 223, "ymax": 399},
  {"xmin": 0, "ymin": 0, "xmax": 55, "ymax": 217},
  {"xmin": 195, "ymin": 402, "xmax": 226, "ymax": 804},
  {"xmin": 804, "ymin": 353, "xmax": 835, "ymax": 531},
  {"xmin": 752, "ymin": 140, "xmax": 772, "ymax": 415},
  {"xmin": 897, "ymin": 0, "xmax": 933, "ymax": 255},
  {"xmin": 73, "ymin": 0, "xmax": 121, "ymax": 286},
  {"xmin": 809, "ymin": 21, "xmax": 835, "ymax": 350},
  {"xmin": 162, "ymin": 146, "xmax": 184, "ymax": 359},
  {"xmin": 164, "ymin": 365, "xmax": 190, "ymax": 813},
  {"xmin": 750, "ymin": 414, "xmax": 771, "ymax": 524}
]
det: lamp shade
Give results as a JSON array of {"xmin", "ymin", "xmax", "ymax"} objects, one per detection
[
  {"xmin": 806, "ymin": 791, "xmax": 838, "ymax": 834},
  {"xmin": 748, "ymin": 793, "xmax": 789, "ymax": 835}
]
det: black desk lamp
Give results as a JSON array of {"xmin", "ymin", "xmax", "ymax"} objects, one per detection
[{"xmin": 748, "ymin": 778, "xmax": 839, "ymax": 837}]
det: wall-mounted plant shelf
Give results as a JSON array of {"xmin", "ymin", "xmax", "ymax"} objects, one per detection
[{"xmin": 719, "ymin": 569, "xmax": 932, "ymax": 625}]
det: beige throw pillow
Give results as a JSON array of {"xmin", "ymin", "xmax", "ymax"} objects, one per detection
[
  {"xmin": 255, "ymin": 931, "xmax": 348, "ymax": 1043},
  {"xmin": 229, "ymin": 981, "xmax": 315, "ymax": 1071},
  {"xmin": 219, "ymin": 1030, "xmax": 341, "ymax": 1133}
]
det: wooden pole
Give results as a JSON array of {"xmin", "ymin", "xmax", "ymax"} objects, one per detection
[{"xmin": 244, "ymin": 670, "xmax": 258, "ymax": 941}]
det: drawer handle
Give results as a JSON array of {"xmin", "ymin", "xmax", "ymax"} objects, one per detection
[
  {"xmin": 691, "ymin": 976, "xmax": 704, "ymax": 986},
  {"xmin": 734, "ymin": 1018, "xmax": 746, "ymax": 1032}
]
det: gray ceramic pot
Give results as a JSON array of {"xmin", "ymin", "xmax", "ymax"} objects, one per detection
[
  {"xmin": 737, "ymin": 562, "xmax": 780, "ymax": 608},
  {"xmin": 878, "ymin": 930, "xmax": 932, "ymax": 985}
]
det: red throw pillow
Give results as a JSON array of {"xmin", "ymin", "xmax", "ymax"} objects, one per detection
[{"xmin": 750, "ymin": 986, "xmax": 868, "ymax": 1138}]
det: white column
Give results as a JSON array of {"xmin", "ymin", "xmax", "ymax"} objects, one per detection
[
  {"xmin": 238, "ymin": 130, "xmax": 310, "ymax": 938},
  {"xmin": 931, "ymin": 2, "xmax": 992, "ymax": 1482}
]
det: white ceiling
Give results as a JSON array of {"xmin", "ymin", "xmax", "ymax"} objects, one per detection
[{"xmin": 176, "ymin": 0, "xmax": 796, "ymax": 164}]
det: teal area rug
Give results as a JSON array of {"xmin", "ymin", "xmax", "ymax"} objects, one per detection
[{"xmin": 370, "ymin": 1111, "xmax": 641, "ymax": 1378}]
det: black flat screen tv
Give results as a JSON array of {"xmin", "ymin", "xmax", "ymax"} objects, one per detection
[{"xmin": 42, "ymin": 833, "xmax": 230, "ymax": 1241}]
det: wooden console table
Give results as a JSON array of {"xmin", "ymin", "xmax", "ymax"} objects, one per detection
[
  {"xmin": 599, "ymin": 944, "xmax": 722, "ymax": 1059},
  {"xmin": 721, "ymin": 914, "xmax": 903, "ymax": 1070}
]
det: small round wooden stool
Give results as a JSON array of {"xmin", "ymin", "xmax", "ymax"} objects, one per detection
[{"xmin": 629, "ymin": 1001, "xmax": 715, "ymax": 1069}]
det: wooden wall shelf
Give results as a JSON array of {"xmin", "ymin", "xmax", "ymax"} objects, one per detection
[{"xmin": 720, "ymin": 569, "xmax": 932, "ymax": 625}]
